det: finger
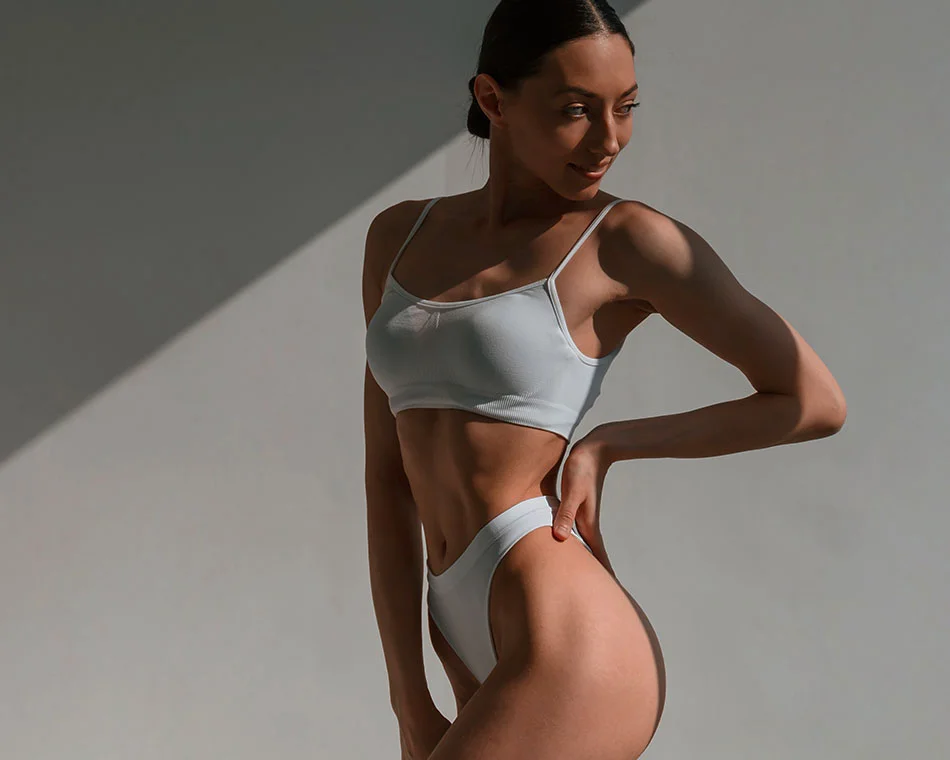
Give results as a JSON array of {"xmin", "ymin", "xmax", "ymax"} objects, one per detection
[{"xmin": 552, "ymin": 500, "xmax": 577, "ymax": 540}]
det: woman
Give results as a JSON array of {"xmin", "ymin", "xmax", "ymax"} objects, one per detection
[{"xmin": 363, "ymin": 2, "xmax": 846, "ymax": 758}]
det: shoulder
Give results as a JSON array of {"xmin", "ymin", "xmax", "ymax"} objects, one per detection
[
  {"xmin": 363, "ymin": 198, "xmax": 436, "ymax": 291},
  {"xmin": 598, "ymin": 198, "xmax": 723, "ymax": 306},
  {"xmin": 362, "ymin": 198, "xmax": 440, "ymax": 324},
  {"xmin": 593, "ymin": 198, "xmax": 686, "ymax": 308},
  {"xmin": 600, "ymin": 198, "xmax": 687, "ymax": 267},
  {"xmin": 365, "ymin": 199, "xmax": 432, "ymax": 270}
]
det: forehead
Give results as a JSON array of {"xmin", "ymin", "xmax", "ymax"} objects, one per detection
[{"xmin": 532, "ymin": 34, "xmax": 636, "ymax": 96}]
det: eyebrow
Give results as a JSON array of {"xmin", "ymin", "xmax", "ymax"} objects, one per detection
[{"xmin": 554, "ymin": 82, "xmax": 638, "ymax": 99}]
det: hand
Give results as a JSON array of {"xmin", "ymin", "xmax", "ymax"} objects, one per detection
[
  {"xmin": 397, "ymin": 699, "xmax": 451, "ymax": 760},
  {"xmin": 552, "ymin": 431, "xmax": 616, "ymax": 577}
]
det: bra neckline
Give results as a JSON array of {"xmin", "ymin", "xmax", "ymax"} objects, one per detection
[
  {"xmin": 386, "ymin": 271, "xmax": 550, "ymax": 308},
  {"xmin": 385, "ymin": 196, "xmax": 626, "ymax": 309}
]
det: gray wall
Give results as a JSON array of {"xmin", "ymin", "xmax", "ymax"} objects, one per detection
[{"xmin": 1, "ymin": 1, "xmax": 946, "ymax": 757}]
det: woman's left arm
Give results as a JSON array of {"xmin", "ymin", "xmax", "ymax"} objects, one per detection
[
  {"xmin": 552, "ymin": 201, "xmax": 846, "ymax": 555},
  {"xmin": 585, "ymin": 200, "xmax": 847, "ymax": 466}
]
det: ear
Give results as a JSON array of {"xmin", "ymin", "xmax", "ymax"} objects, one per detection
[{"xmin": 472, "ymin": 73, "xmax": 508, "ymax": 130}]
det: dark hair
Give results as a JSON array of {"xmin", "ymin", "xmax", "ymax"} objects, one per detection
[{"xmin": 467, "ymin": 0, "xmax": 635, "ymax": 140}]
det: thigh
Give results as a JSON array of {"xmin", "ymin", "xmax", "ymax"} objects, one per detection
[
  {"xmin": 428, "ymin": 527, "xmax": 663, "ymax": 759},
  {"xmin": 427, "ymin": 607, "xmax": 480, "ymax": 715},
  {"xmin": 427, "ymin": 651, "xmax": 656, "ymax": 760}
]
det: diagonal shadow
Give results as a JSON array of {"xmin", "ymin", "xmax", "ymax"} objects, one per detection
[{"xmin": 0, "ymin": 0, "xmax": 647, "ymax": 466}]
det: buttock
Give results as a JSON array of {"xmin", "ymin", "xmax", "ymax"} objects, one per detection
[{"xmin": 425, "ymin": 495, "xmax": 592, "ymax": 685}]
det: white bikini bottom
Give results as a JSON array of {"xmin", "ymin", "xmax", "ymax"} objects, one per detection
[{"xmin": 426, "ymin": 494, "xmax": 592, "ymax": 684}]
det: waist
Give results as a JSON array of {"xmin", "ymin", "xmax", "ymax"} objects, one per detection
[
  {"xmin": 395, "ymin": 408, "xmax": 569, "ymax": 574},
  {"xmin": 423, "ymin": 490, "xmax": 562, "ymax": 577}
]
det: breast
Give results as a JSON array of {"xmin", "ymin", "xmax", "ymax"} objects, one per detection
[
  {"xmin": 366, "ymin": 285, "xmax": 620, "ymax": 439},
  {"xmin": 370, "ymin": 285, "xmax": 561, "ymax": 389}
]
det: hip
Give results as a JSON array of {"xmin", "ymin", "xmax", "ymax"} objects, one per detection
[{"xmin": 426, "ymin": 495, "xmax": 664, "ymax": 708}]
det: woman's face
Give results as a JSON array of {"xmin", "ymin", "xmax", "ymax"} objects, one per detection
[{"xmin": 493, "ymin": 33, "xmax": 638, "ymax": 199}]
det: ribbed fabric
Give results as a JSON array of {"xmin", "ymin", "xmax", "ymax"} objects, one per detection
[{"xmin": 365, "ymin": 196, "xmax": 627, "ymax": 441}]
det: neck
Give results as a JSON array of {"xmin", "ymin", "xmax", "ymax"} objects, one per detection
[{"xmin": 478, "ymin": 133, "xmax": 595, "ymax": 231}]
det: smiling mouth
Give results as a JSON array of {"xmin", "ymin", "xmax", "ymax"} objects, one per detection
[{"xmin": 570, "ymin": 163, "xmax": 609, "ymax": 177}]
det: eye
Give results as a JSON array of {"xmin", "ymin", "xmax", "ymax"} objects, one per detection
[{"xmin": 563, "ymin": 102, "xmax": 641, "ymax": 118}]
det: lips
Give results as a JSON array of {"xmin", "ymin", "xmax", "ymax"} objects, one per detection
[{"xmin": 570, "ymin": 162, "xmax": 609, "ymax": 179}]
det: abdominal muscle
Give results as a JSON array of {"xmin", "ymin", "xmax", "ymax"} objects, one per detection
[{"xmin": 394, "ymin": 406, "xmax": 570, "ymax": 575}]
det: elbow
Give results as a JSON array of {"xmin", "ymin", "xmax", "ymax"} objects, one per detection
[
  {"xmin": 832, "ymin": 392, "xmax": 848, "ymax": 430},
  {"xmin": 802, "ymin": 366, "xmax": 847, "ymax": 437},
  {"xmin": 812, "ymin": 391, "xmax": 847, "ymax": 438}
]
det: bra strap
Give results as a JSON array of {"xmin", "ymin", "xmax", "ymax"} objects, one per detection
[
  {"xmin": 548, "ymin": 198, "xmax": 626, "ymax": 282},
  {"xmin": 386, "ymin": 196, "xmax": 442, "ymax": 278}
]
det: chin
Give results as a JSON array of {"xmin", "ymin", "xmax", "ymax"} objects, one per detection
[{"xmin": 548, "ymin": 171, "xmax": 601, "ymax": 201}]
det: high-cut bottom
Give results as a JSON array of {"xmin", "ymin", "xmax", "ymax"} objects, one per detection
[{"xmin": 426, "ymin": 494, "xmax": 593, "ymax": 685}]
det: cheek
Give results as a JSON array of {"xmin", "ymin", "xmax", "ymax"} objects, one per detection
[
  {"xmin": 619, "ymin": 122, "xmax": 634, "ymax": 146},
  {"xmin": 514, "ymin": 116, "xmax": 579, "ymax": 166}
]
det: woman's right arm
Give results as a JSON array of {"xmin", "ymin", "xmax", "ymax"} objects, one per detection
[{"xmin": 362, "ymin": 204, "xmax": 436, "ymax": 724}]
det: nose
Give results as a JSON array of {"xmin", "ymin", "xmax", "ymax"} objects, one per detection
[{"xmin": 590, "ymin": 112, "xmax": 621, "ymax": 160}]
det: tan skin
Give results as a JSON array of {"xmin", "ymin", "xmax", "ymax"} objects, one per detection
[
  {"xmin": 365, "ymin": 33, "xmax": 663, "ymax": 758},
  {"xmin": 365, "ymin": 31, "xmax": 845, "ymax": 760}
]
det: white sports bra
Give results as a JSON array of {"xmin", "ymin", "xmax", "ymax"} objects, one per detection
[{"xmin": 365, "ymin": 196, "xmax": 627, "ymax": 441}]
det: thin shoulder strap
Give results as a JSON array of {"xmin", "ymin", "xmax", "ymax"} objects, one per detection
[
  {"xmin": 549, "ymin": 198, "xmax": 626, "ymax": 281},
  {"xmin": 386, "ymin": 196, "xmax": 442, "ymax": 278}
]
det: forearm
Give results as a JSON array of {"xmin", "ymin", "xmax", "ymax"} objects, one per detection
[
  {"xmin": 366, "ymin": 478, "xmax": 433, "ymax": 719},
  {"xmin": 588, "ymin": 390, "xmax": 844, "ymax": 465}
]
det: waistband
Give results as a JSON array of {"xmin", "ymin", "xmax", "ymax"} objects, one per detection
[{"xmin": 426, "ymin": 495, "xmax": 567, "ymax": 592}]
